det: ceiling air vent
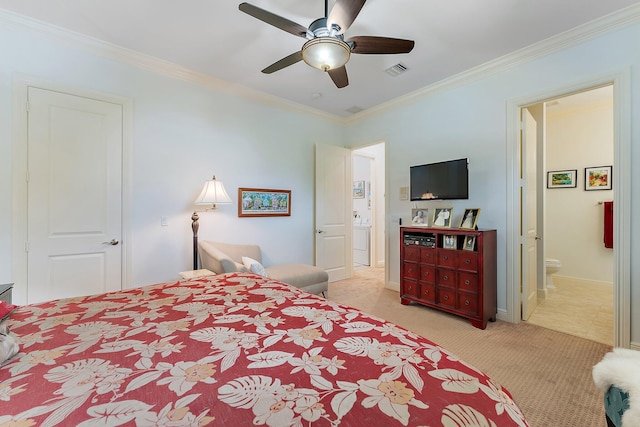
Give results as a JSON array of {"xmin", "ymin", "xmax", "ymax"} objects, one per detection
[
  {"xmin": 385, "ymin": 63, "xmax": 409, "ymax": 77},
  {"xmin": 345, "ymin": 106, "xmax": 364, "ymax": 114}
]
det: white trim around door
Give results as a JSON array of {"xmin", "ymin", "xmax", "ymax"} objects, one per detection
[
  {"xmin": 11, "ymin": 76, "xmax": 133, "ymax": 305},
  {"xmin": 505, "ymin": 70, "xmax": 631, "ymax": 348}
]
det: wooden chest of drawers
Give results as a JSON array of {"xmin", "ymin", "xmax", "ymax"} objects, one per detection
[{"xmin": 400, "ymin": 227, "xmax": 497, "ymax": 329}]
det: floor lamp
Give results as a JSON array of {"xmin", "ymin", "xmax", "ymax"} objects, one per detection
[{"xmin": 192, "ymin": 176, "xmax": 232, "ymax": 270}]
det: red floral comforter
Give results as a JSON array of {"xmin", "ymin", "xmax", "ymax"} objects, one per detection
[{"xmin": 0, "ymin": 273, "xmax": 528, "ymax": 426}]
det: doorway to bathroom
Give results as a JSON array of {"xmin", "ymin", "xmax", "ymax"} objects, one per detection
[
  {"xmin": 522, "ymin": 86, "xmax": 614, "ymax": 346},
  {"xmin": 352, "ymin": 143, "xmax": 385, "ymax": 274}
]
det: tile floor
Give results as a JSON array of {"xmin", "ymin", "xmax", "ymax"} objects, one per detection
[{"xmin": 526, "ymin": 275, "xmax": 614, "ymax": 346}]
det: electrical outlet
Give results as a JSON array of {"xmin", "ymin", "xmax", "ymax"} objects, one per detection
[{"xmin": 161, "ymin": 216, "xmax": 168, "ymax": 226}]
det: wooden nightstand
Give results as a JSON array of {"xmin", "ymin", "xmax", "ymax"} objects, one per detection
[
  {"xmin": 0, "ymin": 283, "xmax": 13, "ymax": 305},
  {"xmin": 178, "ymin": 269, "xmax": 215, "ymax": 280}
]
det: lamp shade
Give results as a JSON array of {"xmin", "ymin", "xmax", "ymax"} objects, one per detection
[
  {"xmin": 302, "ymin": 37, "xmax": 351, "ymax": 71},
  {"xmin": 194, "ymin": 176, "xmax": 232, "ymax": 207}
]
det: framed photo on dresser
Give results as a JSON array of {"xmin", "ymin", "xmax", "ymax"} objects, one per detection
[
  {"xmin": 432, "ymin": 207, "xmax": 453, "ymax": 228},
  {"xmin": 443, "ymin": 235, "xmax": 457, "ymax": 249},
  {"xmin": 463, "ymin": 235, "xmax": 476, "ymax": 251},
  {"xmin": 459, "ymin": 208, "xmax": 480, "ymax": 229}
]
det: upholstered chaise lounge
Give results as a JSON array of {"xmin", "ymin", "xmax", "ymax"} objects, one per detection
[{"xmin": 198, "ymin": 240, "xmax": 329, "ymax": 297}]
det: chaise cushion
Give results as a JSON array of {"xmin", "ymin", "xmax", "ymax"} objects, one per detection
[
  {"xmin": 199, "ymin": 241, "xmax": 256, "ymax": 273},
  {"xmin": 198, "ymin": 240, "xmax": 328, "ymax": 296},
  {"xmin": 265, "ymin": 264, "xmax": 328, "ymax": 290}
]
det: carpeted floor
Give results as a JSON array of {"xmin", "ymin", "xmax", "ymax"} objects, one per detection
[{"xmin": 329, "ymin": 268, "xmax": 612, "ymax": 427}]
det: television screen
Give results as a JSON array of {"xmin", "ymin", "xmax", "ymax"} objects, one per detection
[{"xmin": 410, "ymin": 158, "xmax": 469, "ymax": 201}]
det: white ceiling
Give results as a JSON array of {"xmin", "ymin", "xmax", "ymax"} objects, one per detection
[{"xmin": 1, "ymin": 0, "xmax": 638, "ymax": 117}]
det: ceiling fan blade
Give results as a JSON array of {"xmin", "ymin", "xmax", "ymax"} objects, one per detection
[
  {"xmin": 328, "ymin": 0, "xmax": 366, "ymax": 34},
  {"xmin": 261, "ymin": 51, "xmax": 303, "ymax": 74},
  {"xmin": 239, "ymin": 3, "xmax": 308, "ymax": 38},
  {"xmin": 328, "ymin": 66, "xmax": 349, "ymax": 88},
  {"xmin": 348, "ymin": 36, "xmax": 415, "ymax": 54}
]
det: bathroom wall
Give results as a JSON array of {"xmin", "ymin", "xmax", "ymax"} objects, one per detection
[
  {"xmin": 353, "ymin": 144, "xmax": 386, "ymax": 268},
  {"xmin": 352, "ymin": 155, "xmax": 372, "ymax": 224},
  {"xmin": 545, "ymin": 87, "xmax": 614, "ymax": 284}
]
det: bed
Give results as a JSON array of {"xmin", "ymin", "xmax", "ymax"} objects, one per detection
[{"xmin": 0, "ymin": 272, "xmax": 528, "ymax": 426}]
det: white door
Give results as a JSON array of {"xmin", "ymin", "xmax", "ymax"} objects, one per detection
[
  {"xmin": 27, "ymin": 87, "xmax": 123, "ymax": 304},
  {"xmin": 521, "ymin": 108, "xmax": 538, "ymax": 320},
  {"xmin": 315, "ymin": 144, "xmax": 352, "ymax": 282}
]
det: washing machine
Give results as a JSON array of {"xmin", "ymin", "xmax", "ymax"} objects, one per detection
[{"xmin": 353, "ymin": 225, "xmax": 371, "ymax": 266}]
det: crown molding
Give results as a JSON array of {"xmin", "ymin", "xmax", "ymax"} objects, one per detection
[
  {"xmin": 0, "ymin": 8, "xmax": 341, "ymax": 125},
  {"xmin": 2, "ymin": 4, "xmax": 639, "ymax": 126},
  {"xmin": 344, "ymin": 3, "xmax": 640, "ymax": 124}
]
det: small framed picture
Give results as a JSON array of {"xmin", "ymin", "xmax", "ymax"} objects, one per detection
[
  {"xmin": 432, "ymin": 207, "xmax": 453, "ymax": 228},
  {"xmin": 459, "ymin": 208, "xmax": 480, "ymax": 229},
  {"xmin": 463, "ymin": 235, "xmax": 476, "ymax": 251},
  {"xmin": 238, "ymin": 188, "xmax": 291, "ymax": 217},
  {"xmin": 585, "ymin": 166, "xmax": 612, "ymax": 191},
  {"xmin": 443, "ymin": 235, "xmax": 457, "ymax": 249},
  {"xmin": 353, "ymin": 180, "xmax": 365, "ymax": 198},
  {"xmin": 411, "ymin": 208, "xmax": 428, "ymax": 226},
  {"xmin": 547, "ymin": 169, "xmax": 577, "ymax": 188}
]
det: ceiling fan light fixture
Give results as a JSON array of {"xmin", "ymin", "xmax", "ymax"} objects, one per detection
[{"xmin": 302, "ymin": 37, "xmax": 351, "ymax": 72}]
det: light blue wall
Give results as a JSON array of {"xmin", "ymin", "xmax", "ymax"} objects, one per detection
[
  {"xmin": 343, "ymin": 23, "xmax": 640, "ymax": 344},
  {"xmin": 0, "ymin": 20, "xmax": 342, "ymax": 294}
]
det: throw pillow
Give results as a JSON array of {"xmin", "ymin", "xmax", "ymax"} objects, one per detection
[{"xmin": 242, "ymin": 256, "xmax": 267, "ymax": 277}]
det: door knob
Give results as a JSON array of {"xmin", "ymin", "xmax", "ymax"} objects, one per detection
[
  {"xmin": 316, "ymin": 230, "xmax": 325, "ymax": 234},
  {"xmin": 103, "ymin": 239, "xmax": 119, "ymax": 245}
]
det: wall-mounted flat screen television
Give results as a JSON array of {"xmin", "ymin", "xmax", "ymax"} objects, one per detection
[{"xmin": 410, "ymin": 158, "xmax": 469, "ymax": 201}]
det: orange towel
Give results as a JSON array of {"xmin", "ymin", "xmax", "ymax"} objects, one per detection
[{"xmin": 603, "ymin": 201, "xmax": 613, "ymax": 249}]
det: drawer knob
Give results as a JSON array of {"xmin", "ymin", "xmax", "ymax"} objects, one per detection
[
  {"xmin": 424, "ymin": 289, "xmax": 429, "ymax": 294},
  {"xmin": 443, "ymin": 275, "xmax": 448, "ymax": 280},
  {"xmin": 443, "ymin": 295, "xmax": 449, "ymax": 300},
  {"xmin": 443, "ymin": 256, "xmax": 448, "ymax": 260},
  {"xmin": 465, "ymin": 259, "xmax": 471, "ymax": 264},
  {"xmin": 465, "ymin": 280, "xmax": 470, "ymax": 285},
  {"xmin": 465, "ymin": 299, "xmax": 470, "ymax": 306}
]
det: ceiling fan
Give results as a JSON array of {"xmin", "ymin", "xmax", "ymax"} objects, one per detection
[{"xmin": 238, "ymin": 0, "xmax": 415, "ymax": 88}]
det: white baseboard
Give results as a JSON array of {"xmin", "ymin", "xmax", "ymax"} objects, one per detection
[
  {"xmin": 553, "ymin": 274, "xmax": 613, "ymax": 288},
  {"xmin": 496, "ymin": 308, "xmax": 509, "ymax": 322}
]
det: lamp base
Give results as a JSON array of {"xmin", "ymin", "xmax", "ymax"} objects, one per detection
[{"xmin": 191, "ymin": 211, "xmax": 199, "ymax": 270}]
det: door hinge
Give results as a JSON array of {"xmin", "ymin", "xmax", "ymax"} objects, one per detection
[
  {"xmin": 25, "ymin": 241, "xmax": 29, "ymax": 253},
  {"xmin": 25, "ymin": 101, "xmax": 30, "ymax": 112}
]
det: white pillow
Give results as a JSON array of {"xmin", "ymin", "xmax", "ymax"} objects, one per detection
[{"xmin": 242, "ymin": 256, "xmax": 267, "ymax": 277}]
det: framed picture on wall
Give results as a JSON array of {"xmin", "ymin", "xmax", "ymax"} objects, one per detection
[
  {"xmin": 353, "ymin": 180, "xmax": 365, "ymax": 199},
  {"xmin": 238, "ymin": 188, "xmax": 291, "ymax": 217},
  {"xmin": 547, "ymin": 169, "xmax": 577, "ymax": 188},
  {"xmin": 585, "ymin": 166, "xmax": 612, "ymax": 191}
]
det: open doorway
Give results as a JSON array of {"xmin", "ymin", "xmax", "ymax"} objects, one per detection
[
  {"xmin": 507, "ymin": 72, "xmax": 631, "ymax": 348},
  {"xmin": 523, "ymin": 86, "xmax": 614, "ymax": 345},
  {"xmin": 352, "ymin": 143, "xmax": 385, "ymax": 276}
]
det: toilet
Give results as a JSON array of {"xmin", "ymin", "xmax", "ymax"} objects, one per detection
[{"xmin": 545, "ymin": 259, "xmax": 562, "ymax": 289}]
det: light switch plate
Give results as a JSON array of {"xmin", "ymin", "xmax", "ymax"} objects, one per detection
[{"xmin": 399, "ymin": 186, "xmax": 409, "ymax": 200}]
